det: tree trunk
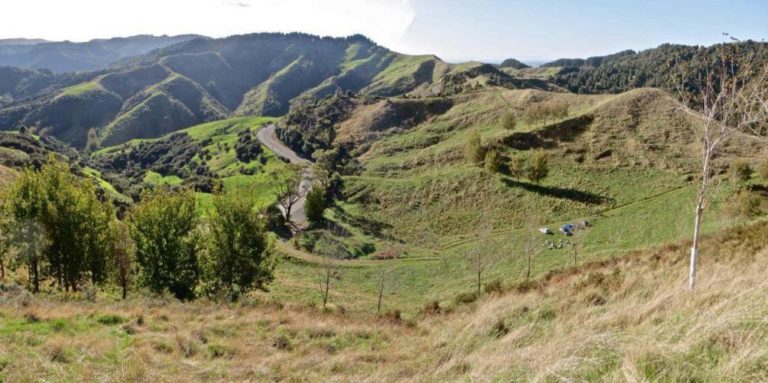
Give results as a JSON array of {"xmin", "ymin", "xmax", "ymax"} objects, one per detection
[
  {"xmin": 477, "ymin": 270, "xmax": 482, "ymax": 296},
  {"xmin": 690, "ymin": 148, "xmax": 711, "ymax": 291},
  {"xmin": 573, "ymin": 242, "xmax": 577, "ymax": 267},
  {"xmin": 122, "ymin": 282, "xmax": 127, "ymax": 300},
  {"xmin": 526, "ymin": 250, "xmax": 532, "ymax": 280},
  {"xmin": 690, "ymin": 197, "xmax": 704, "ymax": 290},
  {"xmin": 31, "ymin": 258, "xmax": 39, "ymax": 293},
  {"xmin": 322, "ymin": 270, "xmax": 330, "ymax": 309},
  {"xmin": 0, "ymin": 260, "xmax": 4, "ymax": 280},
  {"xmin": 377, "ymin": 286, "xmax": 383, "ymax": 314}
]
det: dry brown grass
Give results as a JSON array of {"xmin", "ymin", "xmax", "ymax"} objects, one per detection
[{"xmin": 0, "ymin": 221, "xmax": 766, "ymax": 382}]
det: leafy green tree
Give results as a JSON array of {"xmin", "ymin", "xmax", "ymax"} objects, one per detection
[
  {"xmin": 38, "ymin": 159, "xmax": 114, "ymax": 291},
  {"xmin": 484, "ymin": 150, "xmax": 503, "ymax": 173},
  {"xmin": 2, "ymin": 169, "xmax": 46, "ymax": 292},
  {"xmin": 509, "ymin": 154, "xmax": 526, "ymax": 181},
  {"xmin": 305, "ymin": 187, "xmax": 327, "ymax": 225},
  {"xmin": 111, "ymin": 221, "xmax": 134, "ymax": 300},
  {"xmin": 86, "ymin": 128, "xmax": 100, "ymax": 152},
  {"xmin": 464, "ymin": 131, "xmax": 484, "ymax": 165},
  {"xmin": 526, "ymin": 151, "xmax": 549, "ymax": 185},
  {"xmin": 501, "ymin": 112, "xmax": 517, "ymax": 131},
  {"xmin": 3, "ymin": 158, "xmax": 114, "ymax": 292},
  {"xmin": 128, "ymin": 187, "xmax": 200, "ymax": 300},
  {"xmin": 203, "ymin": 192, "xmax": 275, "ymax": 301}
]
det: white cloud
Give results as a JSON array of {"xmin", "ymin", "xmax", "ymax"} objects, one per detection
[{"xmin": 0, "ymin": 0, "xmax": 416, "ymax": 48}]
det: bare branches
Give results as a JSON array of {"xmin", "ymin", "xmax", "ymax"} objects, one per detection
[{"xmin": 677, "ymin": 40, "xmax": 768, "ymax": 290}]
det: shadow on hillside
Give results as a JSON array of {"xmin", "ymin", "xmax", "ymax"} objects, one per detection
[
  {"xmin": 501, "ymin": 114, "xmax": 594, "ymax": 150},
  {"xmin": 333, "ymin": 204, "xmax": 395, "ymax": 240},
  {"xmin": 502, "ymin": 178, "xmax": 610, "ymax": 205}
]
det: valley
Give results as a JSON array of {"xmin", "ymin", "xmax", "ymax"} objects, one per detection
[{"xmin": 0, "ymin": 28, "xmax": 766, "ymax": 382}]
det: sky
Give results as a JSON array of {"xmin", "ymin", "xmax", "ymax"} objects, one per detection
[{"xmin": 1, "ymin": 0, "xmax": 767, "ymax": 62}]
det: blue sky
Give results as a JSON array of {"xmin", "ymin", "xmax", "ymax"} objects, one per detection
[
  {"xmin": 2, "ymin": 0, "xmax": 766, "ymax": 63},
  {"xmin": 399, "ymin": 0, "xmax": 768, "ymax": 62}
]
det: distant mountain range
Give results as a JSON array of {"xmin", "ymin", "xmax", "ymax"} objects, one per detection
[
  {"xmin": 0, "ymin": 33, "xmax": 558, "ymax": 147},
  {"xmin": 0, "ymin": 35, "xmax": 204, "ymax": 72},
  {"xmin": 0, "ymin": 32, "xmax": 764, "ymax": 149}
]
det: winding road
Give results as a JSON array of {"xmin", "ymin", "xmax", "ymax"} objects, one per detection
[{"xmin": 256, "ymin": 124, "xmax": 313, "ymax": 227}]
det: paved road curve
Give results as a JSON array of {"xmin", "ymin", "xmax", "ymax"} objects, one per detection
[{"xmin": 256, "ymin": 124, "xmax": 313, "ymax": 227}]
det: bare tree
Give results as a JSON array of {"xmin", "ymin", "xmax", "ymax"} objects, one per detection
[
  {"xmin": 315, "ymin": 226, "xmax": 344, "ymax": 310},
  {"xmin": 523, "ymin": 210, "xmax": 543, "ymax": 281},
  {"xmin": 275, "ymin": 167, "xmax": 308, "ymax": 227},
  {"xmin": 375, "ymin": 267, "xmax": 393, "ymax": 314},
  {"xmin": 470, "ymin": 225, "xmax": 497, "ymax": 296},
  {"xmin": 678, "ymin": 39, "xmax": 768, "ymax": 290},
  {"xmin": 317, "ymin": 257, "xmax": 336, "ymax": 310}
]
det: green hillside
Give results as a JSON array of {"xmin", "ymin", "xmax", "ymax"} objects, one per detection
[
  {"xmin": 92, "ymin": 116, "xmax": 294, "ymax": 210},
  {"xmin": 0, "ymin": 33, "xmax": 572, "ymax": 149},
  {"xmin": 260, "ymin": 86, "xmax": 767, "ymax": 314}
]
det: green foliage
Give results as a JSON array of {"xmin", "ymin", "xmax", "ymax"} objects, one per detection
[
  {"xmin": 521, "ymin": 99, "xmax": 569, "ymax": 126},
  {"xmin": 728, "ymin": 189, "xmax": 762, "ymax": 218},
  {"xmin": 731, "ymin": 160, "xmax": 753, "ymax": 183},
  {"xmin": 526, "ymin": 151, "xmax": 549, "ymax": 184},
  {"xmin": 464, "ymin": 131, "xmax": 484, "ymax": 165},
  {"xmin": 484, "ymin": 150, "xmax": 503, "ymax": 173},
  {"xmin": 757, "ymin": 158, "xmax": 768, "ymax": 179},
  {"xmin": 86, "ymin": 128, "xmax": 100, "ymax": 152},
  {"xmin": 3, "ymin": 157, "xmax": 114, "ymax": 292},
  {"xmin": 202, "ymin": 192, "xmax": 275, "ymax": 301},
  {"xmin": 550, "ymin": 41, "xmax": 768, "ymax": 95},
  {"xmin": 127, "ymin": 187, "xmax": 200, "ymax": 300},
  {"xmin": 508, "ymin": 154, "xmax": 526, "ymax": 181},
  {"xmin": 305, "ymin": 187, "xmax": 327, "ymax": 225},
  {"xmin": 501, "ymin": 112, "xmax": 517, "ymax": 131}
]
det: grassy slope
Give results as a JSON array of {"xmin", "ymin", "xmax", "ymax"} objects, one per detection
[
  {"xmin": 262, "ymin": 87, "xmax": 766, "ymax": 315},
  {"xmin": 2, "ymin": 219, "xmax": 766, "ymax": 382},
  {"xmin": 94, "ymin": 116, "xmax": 294, "ymax": 212}
]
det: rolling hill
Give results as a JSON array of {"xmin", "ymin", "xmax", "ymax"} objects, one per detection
[
  {"xmin": 0, "ymin": 34, "xmax": 203, "ymax": 73},
  {"xmin": 0, "ymin": 33, "xmax": 560, "ymax": 148}
]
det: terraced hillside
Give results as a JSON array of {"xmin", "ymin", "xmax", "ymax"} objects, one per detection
[{"xmin": 0, "ymin": 33, "xmax": 558, "ymax": 148}]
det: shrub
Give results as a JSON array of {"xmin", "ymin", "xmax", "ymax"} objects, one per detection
[
  {"xmin": 305, "ymin": 187, "xmax": 327, "ymax": 225},
  {"xmin": 501, "ymin": 112, "xmax": 517, "ymax": 131},
  {"xmin": 423, "ymin": 300, "xmax": 441, "ymax": 315},
  {"xmin": 484, "ymin": 279, "xmax": 504, "ymax": 295},
  {"xmin": 464, "ymin": 131, "xmax": 484, "ymax": 165},
  {"xmin": 731, "ymin": 160, "xmax": 753, "ymax": 183},
  {"xmin": 508, "ymin": 154, "xmax": 526, "ymax": 181},
  {"xmin": 526, "ymin": 150, "xmax": 549, "ymax": 184},
  {"xmin": 756, "ymin": 158, "xmax": 768, "ymax": 179},
  {"xmin": 272, "ymin": 334, "xmax": 292, "ymax": 351},
  {"xmin": 728, "ymin": 189, "xmax": 761, "ymax": 218},
  {"xmin": 490, "ymin": 318, "xmax": 509, "ymax": 338},
  {"xmin": 484, "ymin": 150, "xmax": 503, "ymax": 173},
  {"xmin": 454, "ymin": 291, "xmax": 478, "ymax": 305},
  {"xmin": 97, "ymin": 314, "xmax": 126, "ymax": 325}
]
